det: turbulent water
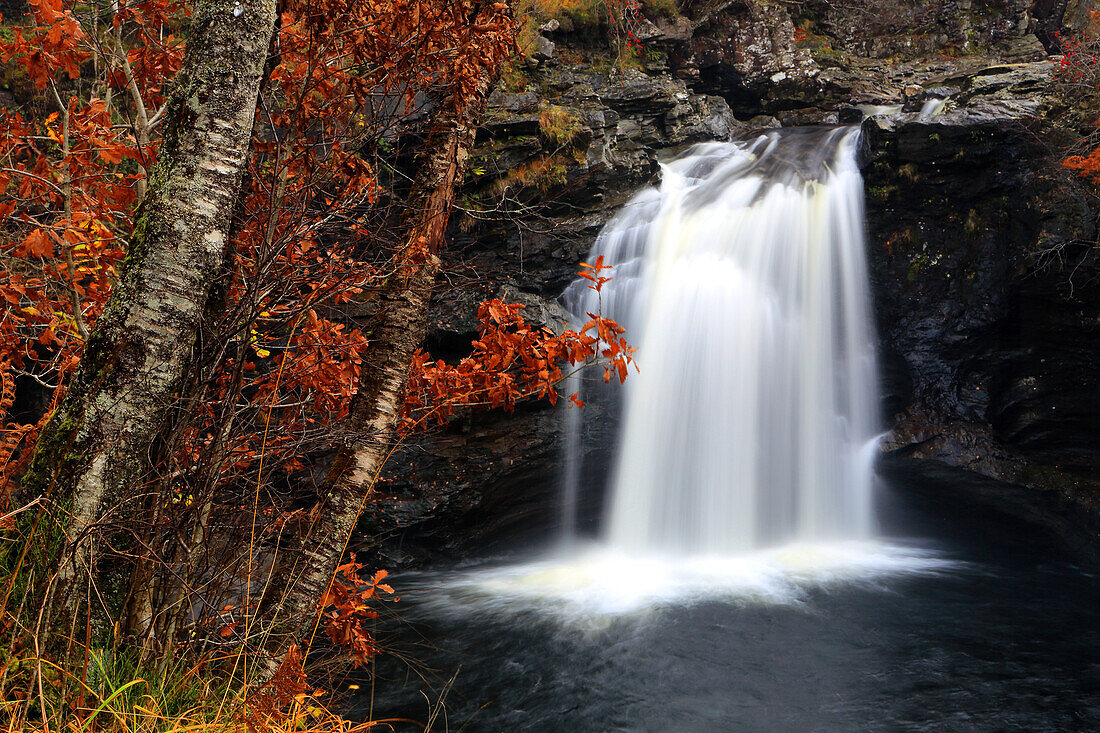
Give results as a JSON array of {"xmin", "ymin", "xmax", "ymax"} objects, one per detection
[
  {"xmin": 561, "ymin": 126, "xmax": 878, "ymax": 553},
  {"xmin": 919, "ymin": 97, "xmax": 949, "ymax": 118}
]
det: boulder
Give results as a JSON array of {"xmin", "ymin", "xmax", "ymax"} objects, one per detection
[
  {"xmin": 663, "ymin": 94, "xmax": 738, "ymax": 144},
  {"xmin": 530, "ymin": 34, "xmax": 556, "ymax": 65},
  {"xmin": 598, "ymin": 73, "xmax": 680, "ymax": 114}
]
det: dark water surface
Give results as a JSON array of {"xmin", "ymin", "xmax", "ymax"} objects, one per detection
[{"xmin": 349, "ymin": 477, "xmax": 1100, "ymax": 732}]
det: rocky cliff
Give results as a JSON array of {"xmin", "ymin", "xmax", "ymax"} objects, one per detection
[{"xmin": 357, "ymin": 0, "xmax": 1100, "ymax": 567}]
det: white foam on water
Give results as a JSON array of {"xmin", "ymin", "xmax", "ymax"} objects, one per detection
[{"xmin": 415, "ymin": 541, "xmax": 959, "ymax": 627}]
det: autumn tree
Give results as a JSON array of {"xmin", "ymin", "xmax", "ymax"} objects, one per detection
[
  {"xmin": 253, "ymin": 0, "xmax": 516, "ymax": 661},
  {"xmin": 0, "ymin": 0, "xmax": 632, "ymax": 712},
  {"xmin": 16, "ymin": 0, "xmax": 280, "ymax": 645}
]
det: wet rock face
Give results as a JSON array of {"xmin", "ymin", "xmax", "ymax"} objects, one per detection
[
  {"xmin": 862, "ymin": 62, "xmax": 1100, "ymax": 512},
  {"xmin": 1049, "ymin": 0, "xmax": 1100, "ymax": 47},
  {"xmin": 680, "ymin": 0, "xmax": 820, "ymax": 115},
  {"xmin": 794, "ymin": 0, "xmax": 1038, "ymax": 53},
  {"xmin": 669, "ymin": 0, "xmax": 1068, "ymax": 121},
  {"xmin": 356, "ymin": 395, "xmax": 617, "ymax": 568},
  {"xmin": 431, "ymin": 64, "xmax": 740, "ymax": 352},
  {"xmin": 879, "ymin": 456, "xmax": 1100, "ymax": 567},
  {"xmin": 356, "ymin": 403, "xmax": 564, "ymax": 567}
]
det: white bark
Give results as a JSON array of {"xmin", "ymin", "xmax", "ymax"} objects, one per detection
[
  {"xmin": 255, "ymin": 32, "xmax": 504, "ymax": 673},
  {"xmin": 22, "ymin": 0, "xmax": 278, "ymax": 641}
]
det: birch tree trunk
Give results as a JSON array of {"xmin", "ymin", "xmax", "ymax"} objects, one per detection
[
  {"xmin": 255, "ymin": 24, "xmax": 506, "ymax": 670},
  {"xmin": 19, "ymin": 0, "xmax": 277, "ymax": 644}
]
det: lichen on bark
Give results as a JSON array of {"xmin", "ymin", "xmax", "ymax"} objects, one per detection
[{"xmin": 16, "ymin": 0, "xmax": 280, "ymax": 649}]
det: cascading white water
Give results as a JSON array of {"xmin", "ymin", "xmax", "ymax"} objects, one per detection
[
  {"xmin": 918, "ymin": 97, "xmax": 948, "ymax": 119},
  {"xmin": 419, "ymin": 127, "xmax": 952, "ymax": 622},
  {"xmin": 561, "ymin": 126, "xmax": 880, "ymax": 555}
]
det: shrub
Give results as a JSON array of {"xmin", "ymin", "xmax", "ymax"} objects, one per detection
[{"xmin": 539, "ymin": 104, "xmax": 583, "ymax": 146}]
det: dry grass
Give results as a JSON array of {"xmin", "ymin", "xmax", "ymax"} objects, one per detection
[
  {"xmin": 0, "ymin": 643, "xmax": 411, "ymax": 733},
  {"xmin": 538, "ymin": 105, "xmax": 583, "ymax": 147},
  {"xmin": 0, "ymin": 656, "xmax": 405, "ymax": 733},
  {"xmin": 492, "ymin": 154, "xmax": 570, "ymax": 194}
]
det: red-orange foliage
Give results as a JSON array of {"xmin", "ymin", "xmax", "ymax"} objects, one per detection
[
  {"xmin": 1063, "ymin": 148, "xmax": 1100, "ymax": 183},
  {"xmin": 1056, "ymin": 11, "xmax": 1100, "ymax": 185},
  {"xmin": 1053, "ymin": 11, "xmax": 1100, "ymax": 88},
  {"xmin": 317, "ymin": 559, "xmax": 396, "ymax": 668},
  {"xmin": 0, "ymin": 0, "xmax": 630, "ymax": 684},
  {"xmin": 404, "ymin": 259, "xmax": 635, "ymax": 430},
  {"xmin": 0, "ymin": 0, "xmax": 521, "ymax": 495},
  {"xmin": 0, "ymin": 2, "xmax": 151, "ymax": 505}
]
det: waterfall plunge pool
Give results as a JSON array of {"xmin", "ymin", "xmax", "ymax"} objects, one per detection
[{"xmin": 349, "ymin": 475, "xmax": 1100, "ymax": 732}]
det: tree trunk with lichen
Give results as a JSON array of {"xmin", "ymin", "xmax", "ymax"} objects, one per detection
[
  {"xmin": 254, "ymin": 22, "xmax": 507, "ymax": 673},
  {"xmin": 17, "ymin": 0, "xmax": 278, "ymax": 649}
]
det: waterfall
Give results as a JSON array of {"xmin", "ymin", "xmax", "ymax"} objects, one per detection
[
  {"xmin": 422, "ymin": 128, "xmax": 947, "ymax": 617},
  {"xmin": 918, "ymin": 97, "xmax": 948, "ymax": 119},
  {"xmin": 561, "ymin": 126, "xmax": 879, "ymax": 555}
]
